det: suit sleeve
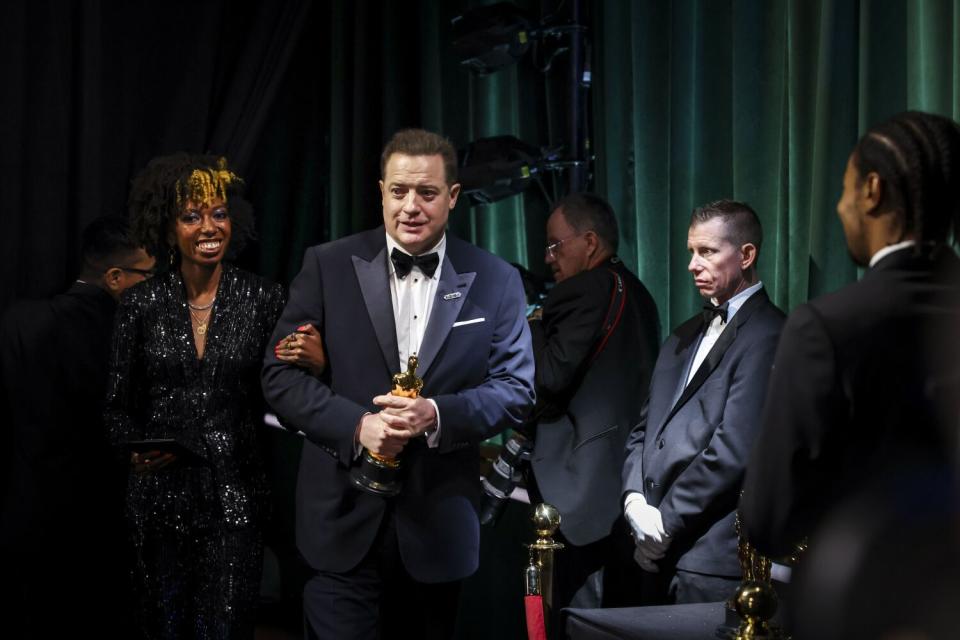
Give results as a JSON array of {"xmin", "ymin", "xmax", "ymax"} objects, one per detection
[
  {"xmin": 431, "ymin": 267, "xmax": 536, "ymax": 451},
  {"xmin": 621, "ymin": 396, "xmax": 650, "ymax": 499},
  {"xmin": 658, "ymin": 327, "xmax": 781, "ymax": 542},
  {"xmin": 741, "ymin": 304, "xmax": 840, "ymax": 557},
  {"xmin": 533, "ymin": 271, "xmax": 611, "ymax": 402},
  {"xmin": 261, "ymin": 247, "xmax": 368, "ymax": 464}
]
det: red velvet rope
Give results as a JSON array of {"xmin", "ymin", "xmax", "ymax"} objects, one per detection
[{"xmin": 524, "ymin": 594, "xmax": 548, "ymax": 640}]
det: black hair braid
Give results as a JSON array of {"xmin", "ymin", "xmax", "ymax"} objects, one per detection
[
  {"xmin": 925, "ymin": 115, "xmax": 960, "ymax": 245},
  {"xmin": 894, "ymin": 117, "xmax": 927, "ymax": 242},
  {"xmin": 855, "ymin": 111, "xmax": 960, "ymax": 248}
]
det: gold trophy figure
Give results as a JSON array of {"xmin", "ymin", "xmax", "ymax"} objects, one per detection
[{"xmin": 350, "ymin": 355, "xmax": 423, "ymax": 496}]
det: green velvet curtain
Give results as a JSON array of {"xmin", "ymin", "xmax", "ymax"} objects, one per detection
[
  {"xmin": 236, "ymin": 3, "xmax": 959, "ymax": 633},
  {"xmin": 593, "ymin": 0, "xmax": 960, "ymax": 333},
  {"xmin": 247, "ymin": 0, "xmax": 960, "ymax": 336}
]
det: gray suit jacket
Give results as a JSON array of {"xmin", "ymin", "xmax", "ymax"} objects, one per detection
[
  {"xmin": 623, "ymin": 288, "xmax": 784, "ymax": 576},
  {"xmin": 530, "ymin": 258, "xmax": 660, "ymax": 545}
]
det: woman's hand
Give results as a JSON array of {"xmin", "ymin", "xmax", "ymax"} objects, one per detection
[
  {"xmin": 275, "ymin": 323, "xmax": 326, "ymax": 376},
  {"xmin": 131, "ymin": 450, "xmax": 177, "ymax": 474}
]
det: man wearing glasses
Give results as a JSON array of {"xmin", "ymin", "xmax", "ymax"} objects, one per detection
[
  {"xmin": 0, "ymin": 215, "xmax": 154, "ymax": 635},
  {"xmin": 527, "ymin": 192, "xmax": 661, "ymax": 610}
]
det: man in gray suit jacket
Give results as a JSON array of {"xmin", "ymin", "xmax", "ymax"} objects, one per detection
[{"xmin": 622, "ymin": 200, "xmax": 785, "ymax": 604}]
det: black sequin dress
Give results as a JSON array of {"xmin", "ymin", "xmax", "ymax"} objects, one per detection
[{"xmin": 105, "ymin": 264, "xmax": 285, "ymax": 639}]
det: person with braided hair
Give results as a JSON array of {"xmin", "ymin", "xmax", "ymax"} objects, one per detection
[
  {"xmin": 105, "ymin": 153, "xmax": 285, "ymax": 639},
  {"xmin": 741, "ymin": 111, "xmax": 960, "ymax": 558}
]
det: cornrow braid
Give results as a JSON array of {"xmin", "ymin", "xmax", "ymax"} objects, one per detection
[
  {"xmin": 128, "ymin": 153, "xmax": 256, "ymax": 267},
  {"xmin": 853, "ymin": 111, "xmax": 960, "ymax": 247}
]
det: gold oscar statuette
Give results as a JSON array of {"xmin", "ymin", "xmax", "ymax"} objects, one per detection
[{"xmin": 349, "ymin": 355, "xmax": 424, "ymax": 497}]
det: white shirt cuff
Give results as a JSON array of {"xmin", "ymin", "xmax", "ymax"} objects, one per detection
[
  {"xmin": 425, "ymin": 398, "xmax": 441, "ymax": 448},
  {"xmin": 354, "ymin": 412, "xmax": 370, "ymax": 459}
]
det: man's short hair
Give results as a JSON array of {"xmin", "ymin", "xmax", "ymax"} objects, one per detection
[
  {"xmin": 380, "ymin": 129, "xmax": 459, "ymax": 186},
  {"xmin": 552, "ymin": 192, "xmax": 620, "ymax": 254},
  {"xmin": 852, "ymin": 111, "xmax": 960, "ymax": 246},
  {"xmin": 80, "ymin": 216, "xmax": 141, "ymax": 274},
  {"xmin": 690, "ymin": 200, "xmax": 763, "ymax": 257}
]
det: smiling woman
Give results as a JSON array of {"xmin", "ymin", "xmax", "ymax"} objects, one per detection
[{"xmin": 105, "ymin": 153, "xmax": 286, "ymax": 639}]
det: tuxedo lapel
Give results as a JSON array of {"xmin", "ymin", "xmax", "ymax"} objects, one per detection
[
  {"xmin": 352, "ymin": 247, "xmax": 400, "ymax": 375},
  {"xmin": 656, "ymin": 289, "xmax": 770, "ymax": 437},
  {"xmin": 417, "ymin": 254, "xmax": 475, "ymax": 378},
  {"xmin": 665, "ymin": 320, "xmax": 739, "ymax": 424}
]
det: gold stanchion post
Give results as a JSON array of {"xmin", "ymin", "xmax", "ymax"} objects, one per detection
[
  {"xmin": 723, "ymin": 512, "xmax": 790, "ymax": 640},
  {"xmin": 525, "ymin": 503, "xmax": 564, "ymax": 633}
]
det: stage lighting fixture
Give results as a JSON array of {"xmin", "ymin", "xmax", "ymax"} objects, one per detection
[
  {"xmin": 451, "ymin": 3, "xmax": 532, "ymax": 75},
  {"xmin": 458, "ymin": 136, "xmax": 545, "ymax": 205}
]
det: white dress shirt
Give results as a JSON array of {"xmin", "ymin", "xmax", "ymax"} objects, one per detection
[
  {"xmin": 385, "ymin": 232, "xmax": 444, "ymax": 446},
  {"xmin": 685, "ymin": 281, "xmax": 764, "ymax": 386}
]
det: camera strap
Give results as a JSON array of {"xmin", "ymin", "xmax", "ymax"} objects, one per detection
[
  {"xmin": 588, "ymin": 269, "xmax": 626, "ymax": 363},
  {"xmin": 527, "ymin": 268, "xmax": 628, "ymax": 426}
]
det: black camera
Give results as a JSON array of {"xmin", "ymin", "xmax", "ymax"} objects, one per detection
[{"xmin": 479, "ymin": 432, "xmax": 533, "ymax": 526}]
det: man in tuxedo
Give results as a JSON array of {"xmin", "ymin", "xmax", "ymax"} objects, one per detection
[
  {"xmin": 0, "ymin": 216, "xmax": 154, "ymax": 634},
  {"xmin": 621, "ymin": 200, "xmax": 785, "ymax": 604},
  {"xmin": 527, "ymin": 193, "xmax": 660, "ymax": 609},
  {"xmin": 741, "ymin": 111, "xmax": 960, "ymax": 559},
  {"xmin": 261, "ymin": 128, "xmax": 535, "ymax": 639}
]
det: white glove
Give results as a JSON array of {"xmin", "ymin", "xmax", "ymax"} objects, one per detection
[{"xmin": 624, "ymin": 493, "xmax": 670, "ymax": 571}]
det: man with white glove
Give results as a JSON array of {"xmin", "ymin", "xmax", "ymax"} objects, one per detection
[
  {"xmin": 624, "ymin": 493, "xmax": 669, "ymax": 572},
  {"xmin": 621, "ymin": 201, "xmax": 784, "ymax": 604}
]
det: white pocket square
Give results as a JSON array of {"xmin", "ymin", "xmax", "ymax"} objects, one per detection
[{"xmin": 452, "ymin": 317, "xmax": 485, "ymax": 328}]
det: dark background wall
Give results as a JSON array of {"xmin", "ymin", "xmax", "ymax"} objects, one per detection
[
  {"xmin": 1, "ymin": 1, "xmax": 958, "ymax": 634},
  {"xmin": 3, "ymin": 0, "xmax": 958, "ymax": 326}
]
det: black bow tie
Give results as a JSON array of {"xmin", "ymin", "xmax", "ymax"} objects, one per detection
[
  {"xmin": 702, "ymin": 302, "xmax": 729, "ymax": 325},
  {"xmin": 391, "ymin": 248, "xmax": 440, "ymax": 279}
]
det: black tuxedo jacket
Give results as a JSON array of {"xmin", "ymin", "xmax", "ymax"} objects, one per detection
[
  {"xmin": 261, "ymin": 228, "xmax": 535, "ymax": 583},
  {"xmin": 1, "ymin": 282, "xmax": 132, "ymax": 631},
  {"xmin": 1, "ymin": 282, "xmax": 122, "ymax": 544},
  {"xmin": 623, "ymin": 288, "xmax": 784, "ymax": 576},
  {"xmin": 530, "ymin": 257, "xmax": 660, "ymax": 545},
  {"xmin": 742, "ymin": 248, "xmax": 960, "ymax": 557}
]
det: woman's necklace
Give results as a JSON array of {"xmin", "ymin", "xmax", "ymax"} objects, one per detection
[
  {"xmin": 189, "ymin": 304, "xmax": 213, "ymax": 336},
  {"xmin": 188, "ymin": 298, "xmax": 215, "ymax": 311},
  {"xmin": 185, "ymin": 271, "xmax": 219, "ymax": 350}
]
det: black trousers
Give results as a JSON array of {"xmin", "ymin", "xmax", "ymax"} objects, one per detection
[
  {"xmin": 552, "ymin": 517, "xmax": 645, "ymax": 610},
  {"xmin": 640, "ymin": 565, "xmax": 740, "ymax": 605},
  {"xmin": 303, "ymin": 510, "xmax": 462, "ymax": 640}
]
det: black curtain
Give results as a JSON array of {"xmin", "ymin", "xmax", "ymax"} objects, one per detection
[
  {"xmin": 0, "ymin": 0, "xmax": 311, "ymax": 310},
  {"xmin": 244, "ymin": 0, "xmax": 554, "ymax": 289}
]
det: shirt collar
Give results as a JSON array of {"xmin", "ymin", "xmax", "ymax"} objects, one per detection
[
  {"xmin": 385, "ymin": 232, "xmax": 446, "ymax": 280},
  {"xmin": 712, "ymin": 281, "xmax": 763, "ymax": 322},
  {"xmin": 869, "ymin": 239, "xmax": 916, "ymax": 267}
]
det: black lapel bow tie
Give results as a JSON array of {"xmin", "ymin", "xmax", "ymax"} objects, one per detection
[
  {"xmin": 391, "ymin": 248, "xmax": 440, "ymax": 279},
  {"xmin": 702, "ymin": 302, "xmax": 729, "ymax": 325}
]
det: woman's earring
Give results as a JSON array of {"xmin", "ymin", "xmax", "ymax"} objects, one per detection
[{"xmin": 168, "ymin": 246, "xmax": 177, "ymax": 266}]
